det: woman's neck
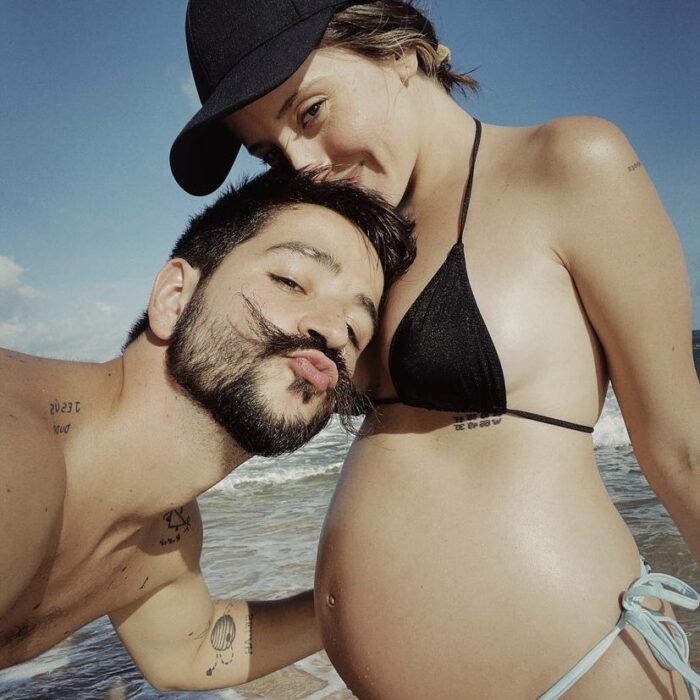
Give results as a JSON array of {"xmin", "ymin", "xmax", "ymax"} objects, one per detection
[{"xmin": 402, "ymin": 80, "xmax": 478, "ymax": 218}]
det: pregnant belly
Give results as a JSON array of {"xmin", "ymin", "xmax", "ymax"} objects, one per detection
[{"xmin": 314, "ymin": 434, "xmax": 640, "ymax": 699}]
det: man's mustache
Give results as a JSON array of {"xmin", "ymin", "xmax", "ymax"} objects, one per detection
[{"xmin": 240, "ymin": 295, "xmax": 367, "ymax": 429}]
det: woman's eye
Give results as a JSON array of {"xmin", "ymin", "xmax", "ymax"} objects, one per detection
[
  {"xmin": 260, "ymin": 148, "xmax": 284, "ymax": 168},
  {"xmin": 347, "ymin": 324, "xmax": 360, "ymax": 349},
  {"xmin": 271, "ymin": 274, "xmax": 303, "ymax": 292},
  {"xmin": 300, "ymin": 100, "xmax": 324, "ymax": 128}
]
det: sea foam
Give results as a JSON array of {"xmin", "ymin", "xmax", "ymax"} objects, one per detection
[{"xmin": 593, "ymin": 388, "xmax": 630, "ymax": 448}]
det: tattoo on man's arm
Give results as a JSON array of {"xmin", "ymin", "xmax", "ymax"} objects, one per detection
[
  {"xmin": 158, "ymin": 506, "xmax": 192, "ymax": 547},
  {"xmin": 244, "ymin": 613, "xmax": 253, "ymax": 655},
  {"xmin": 627, "ymin": 160, "xmax": 641, "ymax": 173},
  {"xmin": 206, "ymin": 607, "xmax": 236, "ymax": 676}
]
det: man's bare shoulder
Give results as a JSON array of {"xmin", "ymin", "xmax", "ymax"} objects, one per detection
[{"xmin": 0, "ymin": 404, "xmax": 67, "ymax": 615}]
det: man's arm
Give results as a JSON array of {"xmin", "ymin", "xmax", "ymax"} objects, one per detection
[{"xmin": 110, "ymin": 502, "xmax": 322, "ymax": 691}]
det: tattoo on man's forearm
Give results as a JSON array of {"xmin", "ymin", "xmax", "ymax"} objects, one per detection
[
  {"xmin": 452, "ymin": 413, "xmax": 502, "ymax": 431},
  {"xmin": 206, "ymin": 610, "xmax": 236, "ymax": 676},
  {"xmin": 53, "ymin": 423, "xmax": 71, "ymax": 435},
  {"xmin": 244, "ymin": 613, "xmax": 253, "ymax": 655},
  {"xmin": 627, "ymin": 160, "xmax": 641, "ymax": 173}
]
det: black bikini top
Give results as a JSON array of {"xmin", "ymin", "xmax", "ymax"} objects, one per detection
[{"xmin": 374, "ymin": 120, "xmax": 594, "ymax": 434}]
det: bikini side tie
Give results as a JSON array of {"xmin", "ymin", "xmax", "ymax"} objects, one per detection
[{"xmin": 538, "ymin": 561, "xmax": 700, "ymax": 700}]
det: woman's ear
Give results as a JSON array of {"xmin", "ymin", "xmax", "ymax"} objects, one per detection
[
  {"xmin": 146, "ymin": 259, "xmax": 201, "ymax": 341},
  {"xmin": 393, "ymin": 47, "xmax": 419, "ymax": 86}
]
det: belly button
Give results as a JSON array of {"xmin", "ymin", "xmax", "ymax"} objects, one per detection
[{"xmin": 326, "ymin": 593, "xmax": 336, "ymax": 608}]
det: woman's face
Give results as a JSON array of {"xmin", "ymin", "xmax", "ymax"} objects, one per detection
[{"xmin": 225, "ymin": 48, "xmax": 423, "ymax": 207}]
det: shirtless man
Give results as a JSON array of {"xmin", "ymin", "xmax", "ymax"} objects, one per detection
[{"xmin": 0, "ymin": 169, "xmax": 413, "ymax": 690}]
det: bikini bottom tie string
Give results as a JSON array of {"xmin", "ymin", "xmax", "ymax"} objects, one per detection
[{"xmin": 538, "ymin": 561, "xmax": 700, "ymax": 700}]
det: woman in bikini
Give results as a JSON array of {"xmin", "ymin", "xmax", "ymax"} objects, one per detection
[{"xmin": 170, "ymin": 1, "xmax": 700, "ymax": 697}]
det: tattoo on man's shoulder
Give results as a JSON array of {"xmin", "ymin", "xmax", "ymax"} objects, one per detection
[
  {"xmin": 49, "ymin": 399, "xmax": 81, "ymax": 416},
  {"xmin": 158, "ymin": 506, "xmax": 192, "ymax": 547},
  {"xmin": 206, "ymin": 607, "xmax": 236, "ymax": 676},
  {"xmin": 49, "ymin": 399, "xmax": 82, "ymax": 437},
  {"xmin": 452, "ymin": 413, "xmax": 502, "ymax": 431},
  {"xmin": 627, "ymin": 160, "xmax": 642, "ymax": 173}
]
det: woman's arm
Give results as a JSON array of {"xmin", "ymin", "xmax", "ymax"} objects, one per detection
[{"xmin": 544, "ymin": 115, "xmax": 700, "ymax": 561}]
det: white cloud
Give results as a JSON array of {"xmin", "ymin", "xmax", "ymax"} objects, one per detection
[
  {"xmin": 0, "ymin": 298, "xmax": 133, "ymax": 361},
  {"xmin": 0, "ymin": 255, "xmax": 40, "ymax": 299},
  {"xmin": 0, "ymin": 255, "xmax": 151, "ymax": 361}
]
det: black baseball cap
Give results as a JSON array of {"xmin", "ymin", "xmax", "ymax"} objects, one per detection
[{"xmin": 170, "ymin": 0, "xmax": 359, "ymax": 196}]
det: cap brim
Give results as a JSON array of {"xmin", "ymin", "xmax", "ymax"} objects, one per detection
[{"xmin": 170, "ymin": 6, "xmax": 335, "ymax": 196}]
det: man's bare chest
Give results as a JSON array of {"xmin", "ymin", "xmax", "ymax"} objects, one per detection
[{"xmin": 0, "ymin": 519, "xmax": 157, "ymax": 668}]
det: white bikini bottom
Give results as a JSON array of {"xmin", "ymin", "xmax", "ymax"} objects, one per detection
[{"xmin": 538, "ymin": 558, "xmax": 700, "ymax": 700}]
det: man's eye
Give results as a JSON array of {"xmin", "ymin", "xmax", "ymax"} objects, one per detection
[
  {"xmin": 300, "ymin": 100, "xmax": 324, "ymax": 128},
  {"xmin": 270, "ymin": 274, "xmax": 303, "ymax": 292}
]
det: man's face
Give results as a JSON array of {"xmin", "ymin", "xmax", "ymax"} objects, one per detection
[{"xmin": 166, "ymin": 203, "xmax": 384, "ymax": 456}]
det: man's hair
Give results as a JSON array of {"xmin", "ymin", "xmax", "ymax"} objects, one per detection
[{"xmin": 124, "ymin": 168, "xmax": 415, "ymax": 347}]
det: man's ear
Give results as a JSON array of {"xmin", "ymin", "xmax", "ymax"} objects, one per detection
[
  {"xmin": 393, "ymin": 47, "xmax": 419, "ymax": 86},
  {"xmin": 147, "ymin": 259, "xmax": 201, "ymax": 341}
]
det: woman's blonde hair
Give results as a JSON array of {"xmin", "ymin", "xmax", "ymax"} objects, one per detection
[{"xmin": 320, "ymin": 1, "xmax": 479, "ymax": 95}]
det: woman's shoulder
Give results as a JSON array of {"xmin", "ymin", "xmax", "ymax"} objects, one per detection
[{"xmin": 522, "ymin": 115, "xmax": 639, "ymax": 187}]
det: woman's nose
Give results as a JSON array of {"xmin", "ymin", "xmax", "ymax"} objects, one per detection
[{"xmin": 284, "ymin": 137, "xmax": 329, "ymax": 175}]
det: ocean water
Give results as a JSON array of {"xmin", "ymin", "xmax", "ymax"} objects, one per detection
[{"xmin": 1, "ymin": 335, "xmax": 699, "ymax": 699}]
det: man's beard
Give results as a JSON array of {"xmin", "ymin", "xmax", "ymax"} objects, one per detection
[{"xmin": 166, "ymin": 284, "xmax": 365, "ymax": 457}]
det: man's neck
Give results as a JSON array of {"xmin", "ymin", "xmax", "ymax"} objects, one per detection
[{"xmin": 3, "ymin": 343, "xmax": 249, "ymax": 524}]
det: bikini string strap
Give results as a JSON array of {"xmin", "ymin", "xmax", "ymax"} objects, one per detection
[
  {"xmin": 457, "ymin": 119, "xmax": 482, "ymax": 243},
  {"xmin": 538, "ymin": 562, "xmax": 700, "ymax": 700}
]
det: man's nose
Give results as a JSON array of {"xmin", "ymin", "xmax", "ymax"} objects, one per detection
[{"xmin": 298, "ymin": 308, "xmax": 349, "ymax": 351}]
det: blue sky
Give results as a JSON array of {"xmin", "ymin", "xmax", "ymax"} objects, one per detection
[{"xmin": 1, "ymin": 0, "xmax": 698, "ymax": 361}]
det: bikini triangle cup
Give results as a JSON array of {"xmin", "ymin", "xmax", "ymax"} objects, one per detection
[{"xmin": 373, "ymin": 119, "xmax": 594, "ymax": 433}]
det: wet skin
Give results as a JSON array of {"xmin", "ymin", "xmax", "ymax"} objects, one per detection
[{"xmin": 228, "ymin": 47, "xmax": 700, "ymax": 698}]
